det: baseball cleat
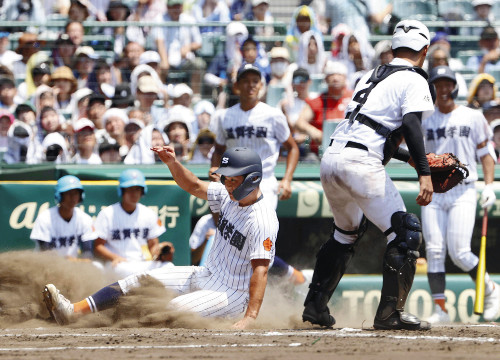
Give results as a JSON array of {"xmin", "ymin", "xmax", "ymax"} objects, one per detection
[
  {"xmin": 426, "ymin": 305, "xmax": 451, "ymax": 324},
  {"xmin": 302, "ymin": 302, "xmax": 336, "ymax": 327},
  {"xmin": 42, "ymin": 284, "xmax": 74, "ymax": 325},
  {"xmin": 373, "ymin": 311, "xmax": 431, "ymax": 331},
  {"xmin": 483, "ymin": 283, "xmax": 500, "ymax": 322}
]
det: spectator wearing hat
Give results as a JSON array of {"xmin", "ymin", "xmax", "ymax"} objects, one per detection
[
  {"xmin": 466, "ymin": 26, "xmax": 500, "ymax": 74},
  {"xmin": 111, "ymin": 83, "xmax": 134, "ymax": 109},
  {"xmin": 51, "ymin": 66, "xmax": 78, "ymax": 112},
  {"xmin": 12, "ymin": 33, "xmax": 45, "ymax": 79},
  {"xmin": 168, "ymin": 84, "xmax": 197, "ymax": 137},
  {"xmin": 74, "ymin": 46, "xmax": 99, "ymax": 89},
  {"xmin": 297, "ymin": 30, "xmax": 327, "ymax": 77},
  {"xmin": 187, "ymin": 128, "xmax": 216, "ymax": 164},
  {"xmin": 2, "ymin": 120, "xmax": 38, "ymax": 164},
  {"xmin": 193, "ymin": 99, "xmax": 215, "ymax": 135},
  {"xmin": 163, "ymin": 116, "xmax": 191, "ymax": 161},
  {"xmin": 52, "ymin": 34, "xmax": 77, "ymax": 68},
  {"xmin": 70, "ymin": 87, "xmax": 94, "ymax": 124},
  {"xmin": 295, "ymin": 60, "xmax": 352, "ymax": 154},
  {"xmin": 0, "ymin": 31, "xmax": 22, "ymax": 72},
  {"xmin": 135, "ymin": 75, "xmax": 166, "ymax": 126},
  {"xmin": 191, "ymin": 0, "xmax": 230, "ymax": 35},
  {"xmin": 33, "ymin": 84, "xmax": 56, "ymax": 114},
  {"xmin": 139, "ymin": 50, "xmax": 162, "ymax": 78},
  {"xmin": 467, "ymin": 73, "xmax": 498, "ymax": 110},
  {"xmin": 86, "ymin": 93, "xmax": 107, "ymax": 129},
  {"xmin": 102, "ymin": 108, "xmax": 129, "ymax": 157},
  {"xmin": 103, "ymin": 0, "xmax": 131, "ymax": 55},
  {"xmin": 42, "ymin": 132, "xmax": 71, "ymax": 163},
  {"xmin": 461, "ymin": 1, "xmax": 495, "ymax": 36},
  {"xmin": 245, "ymin": 0, "xmax": 274, "ymax": 38},
  {"xmin": 286, "ymin": 5, "xmax": 322, "ymax": 63},
  {"xmin": 268, "ymin": 46, "xmax": 295, "ymax": 90},
  {"xmin": 338, "ymin": 32, "xmax": 374, "ymax": 90},
  {"xmin": 17, "ymin": 51, "xmax": 52, "ymax": 101},
  {"xmin": 0, "ymin": 76, "xmax": 22, "ymax": 113},
  {"xmin": 0, "ymin": 109, "xmax": 14, "ymax": 151},
  {"xmin": 73, "ymin": 118, "xmax": 101, "ymax": 164},
  {"xmin": 130, "ymin": 64, "xmax": 167, "ymax": 102},
  {"xmin": 371, "ymin": 39, "xmax": 393, "ymax": 68},
  {"xmin": 153, "ymin": 0, "xmax": 205, "ymax": 95}
]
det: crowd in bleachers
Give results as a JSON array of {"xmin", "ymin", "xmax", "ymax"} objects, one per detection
[{"xmin": 1, "ymin": 0, "xmax": 500, "ymax": 165}]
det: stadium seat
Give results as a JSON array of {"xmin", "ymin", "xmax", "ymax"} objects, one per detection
[{"xmin": 266, "ymin": 84, "xmax": 285, "ymax": 108}]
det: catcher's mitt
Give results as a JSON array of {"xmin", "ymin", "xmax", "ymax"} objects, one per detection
[{"xmin": 424, "ymin": 153, "xmax": 469, "ymax": 193}]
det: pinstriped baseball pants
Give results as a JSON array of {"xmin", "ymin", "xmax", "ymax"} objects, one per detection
[{"xmin": 118, "ymin": 266, "xmax": 249, "ymax": 318}]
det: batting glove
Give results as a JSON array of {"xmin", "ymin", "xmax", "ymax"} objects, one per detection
[{"xmin": 481, "ymin": 184, "xmax": 496, "ymax": 209}]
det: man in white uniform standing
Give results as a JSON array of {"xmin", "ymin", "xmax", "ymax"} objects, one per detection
[
  {"xmin": 302, "ymin": 19, "xmax": 435, "ymax": 330},
  {"xmin": 422, "ymin": 66, "xmax": 499, "ymax": 324},
  {"xmin": 43, "ymin": 147, "xmax": 278, "ymax": 330}
]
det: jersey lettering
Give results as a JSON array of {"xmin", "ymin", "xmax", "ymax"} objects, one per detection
[
  {"xmin": 230, "ymin": 230, "xmax": 246, "ymax": 251},
  {"xmin": 217, "ymin": 213, "xmax": 247, "ymax": 251},
  {"xmin": 426, "ymin": 126, "xmax": 471, "ymax": 141},
  {"xmin": 224, "ymin": 125, "xmax": 269, "ymax": 139},
  {"xmin": 49, "ymin": 234, "xmax": 82, "ymax": 248},
  {"xmin": 109, "ymin": 228, "xmax": 150, "ymax": 241}
]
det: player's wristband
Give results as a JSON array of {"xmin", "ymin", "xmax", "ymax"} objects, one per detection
[{"xmin": 476, "ymin": 144, "xmax": 490, "ymax": 159}]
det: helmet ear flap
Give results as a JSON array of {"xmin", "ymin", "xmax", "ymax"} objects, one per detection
[
  {"xmin": 220, "ymin": 175, "xmax": 226, "ymax": 185},
  {"xmin": 232, "ymin": 171, "xmax": 262, "ymax": 201}
]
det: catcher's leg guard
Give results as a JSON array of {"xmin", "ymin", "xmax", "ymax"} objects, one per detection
[
  {"xmin": 374, "ymin": 212, "xmax": 430, "ymax": 330},
  {"xmin": 302, "ymin": 219, "xmax": 366, "ymax": 327}
]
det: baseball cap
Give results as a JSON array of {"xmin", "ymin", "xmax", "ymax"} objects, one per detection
[
  {"xmin": 236, "ymin": 63, "xmax": 261, "ymax": 81},
  {"xmin": 428, "ymin": 65, "xmax": 456, "ymax": 84},
  {"xmin": 473, "ymin": 0, "xmax": 493, "ymax": 7},
  {"xmin": 392, "ymin": 19, "xmax": 430, "ymax": 51},
  {"xmin": 111, "ymin": 83, "xmax": 134, "ymax": 107},
  {"xmin": 252, "ymin": 0, "xmax": 269, "ymax": 6},
  {"xmin": 481, "ymin": 26, "xmax": 498, "ymax": 40},
  {"xmin": 139, "ymin": 50, "xmax": 161, "ymax": 65},
  {"xmin": 74, "ymin": 118, "xmax": 95, "ymax": 133},
  {"xmin": 137, "ymin": 75, "xmax": 159, "ymax": 93},
  {"xmin": 292, "ymin": 67, "xmax": 310, "ymax": 84},
  {"xmin": 324, "ymin": 60, "xmax": 347, "ymax": 76},
  {"xmin": 194, "ymin": 100, "xmax": 215, "ymax": 116},
  {"xmin": 226, "ymin": 21, "xmax": 248, "ymax": 37},
  {"xmin": 0, "ymin": 109, "xmax": 14, "ymax": 123},
  {"xmin": 490, "ymin": 119, "xmax": 500, "ymax": 132},
  {"xmin": 430, "ymin": 31, "xmax": 450, "ymax": 46},
  {"xmin": 75, "ymin": 46, "xmax": 99, "ymax": 59},
  {"xmin": 0, "ymin": 31, "xmax": 9, "ymax": 39},
  {"xmin": 269, "ymin": 47, "xmax": 290, "ymax": 61},
  {"xmin": 172, "ymin": 83, "xmax": 193, "ymax": 98},
  {"xmin": 103, "ymin": 108, "xmax": 129, "ymax": 125}
]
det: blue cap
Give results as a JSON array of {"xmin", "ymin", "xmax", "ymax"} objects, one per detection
[
  {"xmin": 431, "ymin": 31, "xmax": 449, "ymax": 45},
  {"xmin": 0, "ymin": 32, "xmax": 9, "ymax": 39}
]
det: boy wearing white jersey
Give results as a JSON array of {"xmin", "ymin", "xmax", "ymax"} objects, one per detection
[
  {"xmin": 43, "ymin": 147, "xmax": 278, "ymax": 330},
  {"xmin": 93, "ymin": 168, "xmax": 166, "ymax": 277},
  {"xmin": 423, "ymin": 66, "xmax": 499, "ymax": 323},
  {"xmin": 30, "ymin": 175, "xmax": 96, "ymax": 260},
  {"xmin": 302, "ymin": 20, "xmax": 435, "ymax": 331}
]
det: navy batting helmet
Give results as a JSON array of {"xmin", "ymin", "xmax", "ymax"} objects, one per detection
[
  {"xmin": 55, "ymin": 175, "xmax": 84, "ymax": 203},
  {"xmin": 429, "ymin": 65, "xmax": 459, "ymax": 99},
  {"xmin": 213, "ymin": 147, "xmax": 262, "ymax": 201},
  {"xmin": 118, "ymin": 168, "xmax": 148, "ymax": 197}
]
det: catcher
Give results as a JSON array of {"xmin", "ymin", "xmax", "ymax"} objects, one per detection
[{"xmin": 421, "ymin": 66, "xmax": 499, "ymax": 324}]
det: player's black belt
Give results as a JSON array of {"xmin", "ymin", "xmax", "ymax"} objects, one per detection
[
  {"xmin": 329, "ymin": 139, "xmax": 368, "ymax": 151},
  {"xmin": 345, "ymin": 112, "xmax": 392, "ymax": 138}
]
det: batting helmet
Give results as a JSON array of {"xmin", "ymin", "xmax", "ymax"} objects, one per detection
[
  {"xmin": 213, "ymin": 147, "xmax": 262, "ymax": 201},
  {"xmin": 392, "ymin": 19, "xmax": 430, "ymax": 52},
  {"xmin": 429, "ymin": 65, "xmax": 459, "ymax": 99},
  {"xmin": 54, "ymin": 175, "xmax": 84, "ymax": 203},
  {"xmin": 118, "ymin": 168, "xmax": 148, "ymax": 197}
]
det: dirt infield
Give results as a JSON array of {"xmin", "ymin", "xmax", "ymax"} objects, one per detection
[{"xmin": 1, "ymin": 251, "xmax": 499, "ymax": 359}]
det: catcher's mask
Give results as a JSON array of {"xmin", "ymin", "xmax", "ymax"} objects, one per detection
[{"xmin": 212, "ymin": 147, "xmax": 262, "ymax": 201}]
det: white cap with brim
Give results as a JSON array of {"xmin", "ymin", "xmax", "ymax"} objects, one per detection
[
  {"xmin": 194, "ymin": 100, "xmax": 215, "ymax": 116},
  {"xmin": 137, "ymin": 76, "xmax": 160, "ymax": 93},
  {"xmin": 490, "ymin": 119, "xmax": 500, "ymax": 132},
  {"xmin": 74, "ymin": 118, "xmax": 95, "ymax": 133},
  {"xmin": 392, "ymin": 19, "xmax": 430, "ymax": 51},
  {"xmin": 103, "ymin": 108, "xmax": 129, "ymax": 125},
  {"xmin": 324, "ymin": 60, "xmax": 347, "ymax": 76}
]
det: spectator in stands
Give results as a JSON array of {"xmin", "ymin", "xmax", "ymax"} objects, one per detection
[
  {"xmin": 295, "ymin": 61, "xmax": 352, "ymax": 155},
  {"xmin": 65, "ymin": 21, "xmax": 85, "ymax": 47},
  {"xmin": 33, "ymin": 84, "xmax": 57, "ymax": 114},
  {"xmin": 325, "ymin": 0, "xmax": 393, "ymax": 40},
  {"xmin": 102, "ymin": 108, "xmax": 129, "ymax": 157},
  {"xmin": 154, "ymin": 0, "xmax": 205, "ymax": 96},
  {"xmin": 204, "ymin": 21, "xmax": 248, "ymax": 107},
  {"xmin": 339, "ymin": 32, "xmax": 374, "ymax": 89},
  {"xmin": 286, "ymin": 5, "xmax": 322, "ymax": 62},
  {"xmin": 135, "ymin": 75, "xmax": 165, "ymax": 126},
  {"xmin": 268, "ymin": 46, "xmax": 294, "ymax": 90},
  {"xmin": 73, "ymin": 118, "xmax": 102, "ymax": 164},
  {"xmin": 128, "ymin": 108, "xmax": 145, "ymax": 125},
  {"xmin": 21, "ymin": 53, "xmax": 52, "ymax": 100},
  {"xmin": 14, "ymin": 102, "xmax": 36, "ymax": 128},
  {"xmin": 124, "ymin": 118, "xmax": 144, "ymax": 150},
  {"xmin": 187, "ymin": 128, "xmax": 215, "ymax": 164},
  {"xmin": 124, "ymin": 124, "xmax": 165, "ymax": 164},
  {"xmin": 126, "ymin": 0, "xmax": 166, "ymax": 49},
  {"xmin": 87, "ymin": 59, "xmax": 117, "ymax": 98},
  {"xmin": 371, "ymin": 39, "xmax": 393, "ymax": 67},
  {"xmin": 230, "ymin": 0, "xmax": 251, "ymax": 20},
  {"xmin": 70, "ymin": 87, "xmax": 93, "ymax": 124},
  {"xmin": 171, "ymin": 82, "xmax": 194, "ymax": 109},
  {"xmin": 462, "ymin": 0, "xmax": 495, "ymax": 36},
  {"xmin": 131, "ymin": 64, "xmax": 168, "ymax": 104},
  {"xmin": 86, "ymin": 93, "xmax": 107, "ymax": 129},
  {"xmin": 139, "ymin": 50, "xmax": 162, "ymax": 78},
  {"xmin": 2, "ymin": 120, "xmax": 37, "ymax": 164},
  {"xmin": 192, "ymin": 99, "xmax": 215, "ymax": 135},
  {"xmin": 50, "ymin": 66, "xmax": 78, "ymax": 112},
  {"xmin": 68, "ymin": 0, "xmax": 92, "ymax": 22},
  {"xmin": 427, "ymin": 44, "xmax": 468, "ymax": 99},
  {"xmin": 99, "ymin": 138, "xmax": 122, "ymax": 163},
  {"xmin": 103, "ymin": 0, "xmax": 131, "ymax": 55},
  {"xmin": 41, "ymin": 132, "xmax": 71, "ymax": 163},
  {"xmin": 0, "ymin": 31, "xmax": 22, "ymax": 72},
  {"xmin": 120, "ymin": 41, "xmax": 144, "ymax": 83},
  {"xmin": 163, "ymin": 117, "xmax": 191, "ymax": 161},
  {"xmin": 111, "ymin": 82, "xmax": 134, "ymax": 109},
  {"xmin": 0, "ymin": 0, "xmax": 46, "ymax": 26},
  {"xmin": 240, "ymin": 36, "xmax": 271, "ymax": 84},
  {"xmin": 12, "ymin": 33, "xmax": 44, "ymax": 79},
  {"xmin": 0, "ymin": 109, "xmax": 14, "ymax": 152},
  {"xmin": 467, "ymin": 73, "xmax": 498, "ymax": 110},
  {"xmin": 245, "ymin": 0, "xmax": 274, "ymax": 38},
  {"xmin": 490, "ymin": 118, "xmax": 500, "ymax": 161},
  {"xmin": 466, "ymin": 26, "xmax": 500, "ymax": 74},
  {"xmin": 329, "ymin": 23, "xmax": 351, "ymax": 60},
  {"xmin": 52, "ymin": 34, "xmax": 77, "ymax": 69},
  {"xmin": 0, "ymin": 76, "xmax": 21, "ymax": 113},
  {"xmin": 74, "ymin": 46, "xmax": 98, "ymax": 89},
  {"xmin": 191, "ymin": 0, "xmax": 230, "ymax": 35},
  {"xmin": 297, "ymin": 30, "xmax": 327, "ymax": 77},
  {"xmin": 38, "ymin": 106, "xmax": 63, "ymax": 142}
]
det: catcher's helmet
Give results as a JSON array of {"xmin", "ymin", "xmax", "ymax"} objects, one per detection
[
  {"xmin": 392, "ymin": 19, "xmax": 430, "ymax": 52},
  {"xmin": 55, "ymin": 175, "xmax": 84, "ymax": 203},
  {"xmin": 429, "ymin": 65, "xmax": 459, "ymax": 99},
  {"xmin": 118, "ymin": 168, "xmax": 148, "ymax": 197},
  {"xmin": 213, "ymin": 147, "xmax": 262, "ymax": 201}
]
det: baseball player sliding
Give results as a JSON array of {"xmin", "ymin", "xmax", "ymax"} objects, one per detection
[
  {"xmin": 302, "ymin": 19, "xmax": 435, "ymax": 330},
  {"xmin": 423, "ymin": 66, "xmax": 499, "ymax": 324},
  {"xmin": 43, "ymin": 147, "xmax": 278, "ymax": 330}
]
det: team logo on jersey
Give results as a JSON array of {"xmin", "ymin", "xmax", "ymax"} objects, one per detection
[
  {"xmin": 263, "ymin": 238, "xmax": 272, "ymax": 251},
  {"xmin": 157, "ymin": 219, "xmax": 162, "ymax": 226}
]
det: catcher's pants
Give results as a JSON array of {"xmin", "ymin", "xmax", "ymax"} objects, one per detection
[
  {"xmin": 320, "ymin": 145, "xmax": 406, "ymax": 245},
  {"xmin": 422, "ymin": 182, "xmax": 478, "ymax": 273},
  {"xmin": 118, "ymin": 266, "xmax": 249, "ymax": 318}
]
